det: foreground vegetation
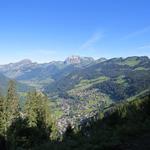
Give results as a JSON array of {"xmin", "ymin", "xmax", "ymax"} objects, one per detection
[
  {"xmin": 33, "ymin": 92, "xmax": 150, "ymax": 150},
  {"xmin": 0, "ymin": 80, "xmax": 150, "ymax": 150},
  {"xmin": 0, "ymin": 81, "xmax": 53, "ymax": 149}
]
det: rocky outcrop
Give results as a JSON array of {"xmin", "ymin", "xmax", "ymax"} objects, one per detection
[{"xmin": 64, "ymin": 55, "xmax": 94, "ymax": 65}]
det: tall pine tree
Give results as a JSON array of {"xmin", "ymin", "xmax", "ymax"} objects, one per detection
[
  {"xmin": 5, "ymin": 80, "xmax": 20, "ymax": 128},
  {"xmin": 24, "ymin": 91, "xmax": 38, "ymax": 127},
  {"xmin": 24, "ymin": 91, "xmax": 52, "ymax": 128},
  {"xmin": 0, "ymin": 93, "xmax": 5, "ymax": 135}
]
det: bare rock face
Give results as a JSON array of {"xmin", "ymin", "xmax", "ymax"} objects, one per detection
[
  {"xmin": 64, "ymin": 56, "xmax": 81, "ymax": 64},
  {"xmin": 64, "ymin": 55, "xmax": 94, "ymax": 65}
]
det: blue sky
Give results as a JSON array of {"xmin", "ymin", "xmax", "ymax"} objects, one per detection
[{"xmin": 0, "ymin": 0, "xmax": 150, "ymax": 64}]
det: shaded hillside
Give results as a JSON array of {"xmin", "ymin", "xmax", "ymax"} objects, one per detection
[
  {"xmin": 0, "ymin": 73, "xmax": 33, "ymax": 95},
  {"xmin": 0, "ymin": 73, "xmax": 10, "ymax": 94},
  {"xmin": 2, "ymin": 90, "xmax": 150, "ymax": 150},
  {"xmin": 34, "ymin": 92, "xmax": 150, "ymax": 150},
  {"xmin": 45, "ymin": 56, "xmax": 150, "ymax": 102}
]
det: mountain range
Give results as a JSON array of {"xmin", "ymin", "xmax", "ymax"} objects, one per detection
[
  {"xmin": 46, "ymin": 56, "xmax": 150, "ymax": 100},
  {"xmin": 0, "ymin": 55, "xmax": 150, "ymax": 150},
  {"xmin": 0, "ymin": 55, "xmax": 104, "ymax": 90},
  {"xmin": 0, "ymin": 56, "xmax": 149, "ymax": 98},
  {"xmin": 0, "ymin": 55, "xmax": 149, "ymax": 116}
]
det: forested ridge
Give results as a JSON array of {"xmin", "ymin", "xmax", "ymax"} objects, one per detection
[{"xmin": 0, "ymin": 81, "xmax": 150, "ymax": 150}]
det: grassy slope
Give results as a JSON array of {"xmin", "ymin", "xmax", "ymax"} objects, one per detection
[{"xmin": 46, "ymin": 56, "xmax": 150, "ymax": 103}]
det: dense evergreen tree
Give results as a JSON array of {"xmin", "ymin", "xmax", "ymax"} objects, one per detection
[
  {"xmin": 24, "ymin": 91, "xmax": 52, "ymax": 129},
  {"xmin": 0, "ymin": 93, "xmax": 5, "ymax": 135},
  {"xmin": 24, "ymin": 91, "xmax": 38, "ymax": 127},
  {"xmin": 4, "ymin": 90, "xmax": 52, "ymax": 149},
  {"xmin": 5, "ymin": 81, "xmax": 20, "ymax": 129}
]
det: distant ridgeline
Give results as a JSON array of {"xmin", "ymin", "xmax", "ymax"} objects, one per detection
[
  {"xmin": 0, "ymin": 56, "xmax": 149, "ymax": 125},
  {"xmin": 0, "ymin": 56, "xmax": 149, "ymax": 103},
  {"xmin": 45, "ymin": 56, "xmax": 150, "ymax": 101},
  {"xmin": 43, "ymin": 56, "xmax": 150, "ymax": 119}
]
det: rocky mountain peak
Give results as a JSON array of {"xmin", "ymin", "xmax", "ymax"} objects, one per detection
[
  {"xmin": 64, "ymin": 55, "xmax": 94, "ymax": 64},
  {"xmin": 17, "ymin": 59, "xmax": 32, "ymax": 65},
  {"xmin": 64, "ymin": 55, "xmax": 82, "ymax": 64}
]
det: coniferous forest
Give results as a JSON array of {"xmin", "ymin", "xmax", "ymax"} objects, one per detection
[{"xmin": 0, "ymin": 80, "xmax": 150, "ymax": 150}]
